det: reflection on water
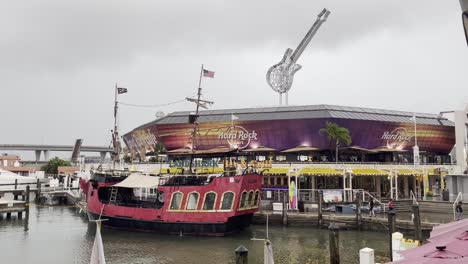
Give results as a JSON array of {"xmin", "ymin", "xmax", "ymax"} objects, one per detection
[{"xmin": 0, "ymin": 205, "xmax": 390, "ymax": 264}]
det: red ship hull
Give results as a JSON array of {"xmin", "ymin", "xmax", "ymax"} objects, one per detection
[{"xmin": 81, "ymin": 173, "xmax": 262, "ymax": 236}]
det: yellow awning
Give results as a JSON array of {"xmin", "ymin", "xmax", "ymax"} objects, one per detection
[
  {"xmin": 300, "ymin": 168, "xmax": 341, "ymax": 176},
  {"xmin": 350, "ymin": 168, "xmax": 389, "ymax": 176},
  {"xmin": 261, "ymin": 168, "xmax": 289, "ymax": 175},
  {"xmin": 394, "ymin": 169, "xmax": 422, "ymax": 176}
]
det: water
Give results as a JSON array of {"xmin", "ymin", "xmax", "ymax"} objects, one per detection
[{"xmin": 0, "ymin": 204, "xmax": 391, "ymax": 264}]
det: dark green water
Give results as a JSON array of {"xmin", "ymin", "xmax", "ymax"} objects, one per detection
[{"xmin": 0, "ymin": 204, "xmax": 390, "ymax": 263}]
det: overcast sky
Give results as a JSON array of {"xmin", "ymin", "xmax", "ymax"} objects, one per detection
[{"xmin": 2, "ymin": 0, "xmax": 467, "ymax": 153}]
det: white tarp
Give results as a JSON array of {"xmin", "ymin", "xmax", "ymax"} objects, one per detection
[
  {"xmin": 113, "ymin": 174, "xmax": 160, "ymax": 188},
  {"xmin": 0, "ymin": 169, "xmax": 38, "ymax": 185}
]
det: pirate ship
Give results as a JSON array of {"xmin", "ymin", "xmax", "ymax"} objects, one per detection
[{"xmin": 80, "ymin": 70, "xmax": 262, "ymax": 236}]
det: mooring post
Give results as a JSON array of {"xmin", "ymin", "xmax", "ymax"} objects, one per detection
[
  {"xmin": 14, "ymin": 179, "xmax": 18, "ymax": 200},
  {"xmin": 356, "ymin": 191, "xmax": 362, "ymax": 230},
  {"xmin": 24, "ymin": 185, "xmax": 30, "ymax": 231},
  {"xmin": 318, "ymin": 190, "xmax": 323, "ymax": 227},
  {"xmin": 387, "ymin": 211, "xmax": 396, "ymax": 261},
  {"xmin": 282, "ymin": 191, "xmax": 288, "ymax": 226},
  {"xmin": 235, "ymin": 245, "xmax": 248, "ymax": 264},
  {"xmin": 36, "ymin": 180, "xmax": 42, "ymax": 203},
  {"xmin": 329, "ymin": 223, "xmax": 340, "ymax": 264},
  {"xmin": 412, "ymin": 204, "xmax": 422, "ymax": 243}
]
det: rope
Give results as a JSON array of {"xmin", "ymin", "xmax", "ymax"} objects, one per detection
[{"xmin": 119, "ymin": 92, "xmax": 197, "ymax": 108}]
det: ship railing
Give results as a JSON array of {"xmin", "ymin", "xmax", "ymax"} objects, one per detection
[{"xmin": 453, "ymin": 192, "xmax": 463, "ymax": 221}]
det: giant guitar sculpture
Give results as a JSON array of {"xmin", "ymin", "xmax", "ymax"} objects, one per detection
[{"xmin": 266, "ymin": 8, "xmax": 330, "ymax": 105}]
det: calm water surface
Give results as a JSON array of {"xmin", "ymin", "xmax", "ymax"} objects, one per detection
[{"xmin": 0, "ymin": 204, "xmax": 391, "ymax": 264}]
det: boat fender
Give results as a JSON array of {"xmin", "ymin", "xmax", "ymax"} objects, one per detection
[{"xmin": 158, "ymin": 193, "xmax": 165, "ymax": 203}]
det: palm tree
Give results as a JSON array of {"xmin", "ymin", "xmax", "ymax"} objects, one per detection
[{"xmin": 319, "ymin": 122, "xmax": 352, "ymax": 163}]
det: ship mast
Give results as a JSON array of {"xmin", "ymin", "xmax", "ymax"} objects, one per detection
[
  {"xmin": 112, "ymin": 84, "xmax": 127, "ymax": 169},
  {"xmin": 186, "ymin": 64, "xmax": 213, "ymax": 173}
]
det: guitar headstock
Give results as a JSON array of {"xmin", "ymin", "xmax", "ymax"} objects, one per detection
[{"xmin": 318, "ymin": 8, "xmax": 331, "ymax": 22}]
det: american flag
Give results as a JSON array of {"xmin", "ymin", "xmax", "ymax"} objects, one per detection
[
  {"xmin": 117, "ymin": 87, "xmax": 128, "ymax": 94},
  {"xmin": 203, "ymin": 69, "xmax": 215, "ymax": 78}
]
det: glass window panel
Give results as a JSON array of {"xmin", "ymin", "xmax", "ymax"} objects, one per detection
[
  {"xmin": 253, "ymin": 191, "xmax": 259, "ymax": 206},
  {"xmin": 221, "ymin": 192, "xmax": 234, "ymax": 210},
  {"xmin": 240, "ymin": 192, "xmax": 247, "ymax": 208},
  {"xmin": 247, "ymin": 191, "xmax": 254, "ymax": 207},
  {"xmin": 186, "ymin": 193, "xmax": 199, "ymax": 210},
  {"xmin": 170, "ymin": 193, "xmax": 182, "ymax": 210},
  {"xmin": 203, "ymin": 193, "xmax": 216, "ymax": 210}
]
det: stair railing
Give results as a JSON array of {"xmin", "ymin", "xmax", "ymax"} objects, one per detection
[
  {"xmin": 362, "ymin": 190, "xmax": 387, "ymax": 213},
  {"xmin": 453, "ymin": 192, "xmax": 463, "ymax": 221},
  {"xmin": 410, "ymin": 190, "xmax": 419, "ymax": 206}
]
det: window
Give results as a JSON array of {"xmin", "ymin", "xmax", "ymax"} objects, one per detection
[
  {"xmin": 203, "ymin": 192, "xmax": 217, "ymax": 210},
  {"xmin": 275, "ymin": 155, "xmax": 286, "ymax": 161},
  {"xmin": 239, "ymin": 191, "xmax": 247, "ymax": 208},
  {"xmin": 170, "ymin": 192, "xmax": 183, "ymax": 210},
  {"xmin": 186, "ymin": 192, "xmax": 199, "ymax": 210},
  {"xmin": 253, "ymin": 191, "xmax": 259, "ymax": 207},
  {"xmin": 247, "ymin": 191, "xmax": 254, "ymax": 207},
  {"xmin": 220, "ymin": 192, "xmax": 235, "ymax": 210}
]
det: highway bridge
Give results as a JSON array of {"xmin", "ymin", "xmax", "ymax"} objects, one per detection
[{"xmin": 0, "ymin": 144, "xmax": 113, "ymax": 162}]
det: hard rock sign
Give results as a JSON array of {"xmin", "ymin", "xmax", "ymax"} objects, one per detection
[{"xmin": 266, "ymin": 8, "xmax": 330, "ymax": 104}]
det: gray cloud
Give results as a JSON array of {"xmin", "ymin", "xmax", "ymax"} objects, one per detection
[{"xmin": 1, "ymin": 0, "xmax": 467, "ymax": 153}]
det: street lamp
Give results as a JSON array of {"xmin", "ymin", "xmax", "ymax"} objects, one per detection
[
  {"xmin": 461, "ymin": 0, "xmax": 468, "ymax": 45},
  {"xmin": 411, "ymin": 114, "xmax": 420, "ymax": 166}
]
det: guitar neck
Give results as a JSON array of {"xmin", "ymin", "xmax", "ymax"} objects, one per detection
[{"xmin": 290, "ymin": 8, "xmax": 330, "ymax": 63}]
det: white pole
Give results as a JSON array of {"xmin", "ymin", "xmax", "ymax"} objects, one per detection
[
  {"xmin": 295, "ymin": 169, "xmax": 298, "ymax": 210},
  {"xmin": 287, "ymin": 168, "xmax": 291, "ymax": 209},
  {"xmin": 390, "ymin": 170, "xmax": 394, "ymax": 200},
  {"xmin": 395, "ymin": 175, "xmax": 399, "ymax": 201}
]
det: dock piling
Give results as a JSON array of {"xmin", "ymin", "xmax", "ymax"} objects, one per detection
[
  {"xmin": 355, "ymin": 191, "xmax": 362, "ymax": 230},
  {"xmin": 318, "ymin": 191, "xmax": 323, "ymax": 227},
  {"xmin": 25, "ymin": 185, "xmax": 30, "ymax": 231},
  {"xmin": 282, "ymin": 191, "xmax": 288, "ymax": 226},
  {"xmin": 412, "ymin": 204, "xmax": 422, "ymax": 243},
  {"xmin": 329, "ymin": 223, "xmax": 340, "ymax": 264},
  {"xmin": 387, "ymin": 211, "xmax": 396, "ymax": 261},
  {"xmin": 14, "ymin": 179, "xmax": 18, "ymax": 200},
  {"xmin": 235, "ymin": 245, "xmax": 249, "ymax": 264}
]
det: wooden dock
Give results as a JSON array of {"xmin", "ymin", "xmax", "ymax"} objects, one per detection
[
  {"xmin": 0, "ymin": 185, "xmax": 31, "ymax": 230},
  {"xmin": 254, "ymin": 211, "xmax": 438, "ymax": 232}
]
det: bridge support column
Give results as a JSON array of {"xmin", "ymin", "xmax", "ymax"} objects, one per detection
[
  {"xmin": 35, "ymin": 150, "xmax": 41, "ymax": 162},
  {"xmin": 43, "ymin": 150, "xmax": 50, "ymax": 161},
  {"xmin": 100, "ymin": 152, "xmax": 107, "ymax": 163}
]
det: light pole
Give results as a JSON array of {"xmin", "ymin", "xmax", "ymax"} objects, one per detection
[{"xmin": 412, "ymin": 115, "xmax": 420, "ymax": 166}]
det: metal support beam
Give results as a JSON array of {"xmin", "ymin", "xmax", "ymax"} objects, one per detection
[
  {"xmin": 35, "ymin": 150, "xmax": 41, "ymax": 162},
  {"xmin": 43, "ymin": 150, "xmax": 50, "ymax": 161},
  {"xmin": 100, "ymin": 152, "xmax": 107, "ymax": 163}
]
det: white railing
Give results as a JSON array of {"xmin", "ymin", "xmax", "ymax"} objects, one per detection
[
  {"xmin": 453, "ymin": 192, "xmax": 463, "ymax": 221},
  {"xmin": 362, "ymin": 190, "xmax": 387, "ymax": 213},
  {"xmin": 410, "ymin": 190, "xmax": 419, "ymax": 206}
]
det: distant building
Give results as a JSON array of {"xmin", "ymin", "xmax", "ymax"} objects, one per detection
[{"xmin": 0, "ymin": 153, "xmax": 38, "ymax": 175}]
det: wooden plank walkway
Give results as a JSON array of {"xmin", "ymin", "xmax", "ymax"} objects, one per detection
[{"xmin": 254, "ymin": 211, "xmax": 440, "ymax": 231}]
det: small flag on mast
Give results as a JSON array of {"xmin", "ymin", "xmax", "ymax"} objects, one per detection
[
  {"xmin": 117, "ymin": 87, "xmax": 128, "ymax": 94},
  {"xmin": 231, "ymin": 114, "xmax": 239, "ymax": 121},
  {"xmin": 203, "ymin": 69, "xmax": 215, "ymax": 78}
]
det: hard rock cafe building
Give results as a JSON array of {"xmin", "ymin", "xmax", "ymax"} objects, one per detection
[{"xmin": 123, "ymin": 104, "xmax": 457, "ymax": 202}]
